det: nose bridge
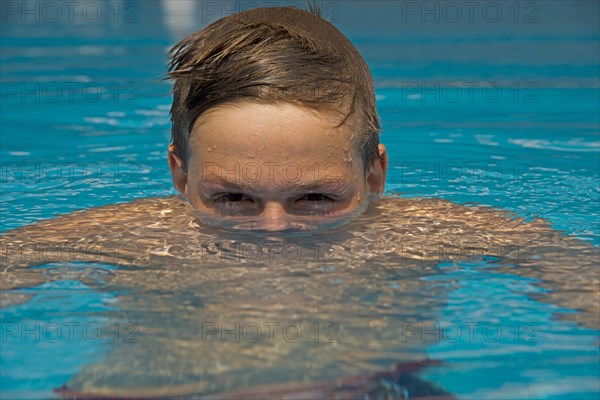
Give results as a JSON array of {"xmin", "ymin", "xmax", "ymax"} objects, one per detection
[{"xmin": 260, "ymin": 201, "xmax": 290, "ymax": 231}]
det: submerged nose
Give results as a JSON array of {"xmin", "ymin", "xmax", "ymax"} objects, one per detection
[{"xmin": 259, "ymin": 202, "xmax": 292, "ymax": 231}]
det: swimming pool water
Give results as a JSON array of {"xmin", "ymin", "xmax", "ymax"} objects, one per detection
[{"xmin": 1, "ymin": 1, "xmax": 599, "ymax": 398}]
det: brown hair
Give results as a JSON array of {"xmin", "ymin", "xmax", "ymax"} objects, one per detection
[{"xmin": 167, "ymin": 5, "xmax": 380, "ymax": 172}]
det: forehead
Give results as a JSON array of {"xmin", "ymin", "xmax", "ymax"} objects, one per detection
[{"xmin": 188, "ymin": 103, "xmax": 361, "ymax": 174}]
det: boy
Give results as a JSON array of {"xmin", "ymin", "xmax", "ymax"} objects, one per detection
[
  {"xmin": 1, "ymin": 5, "xmax": 598, "ymax": 398},
  {"xmin": 1, "ymin": 6, "xmax": 598, "ymax": 324},
  {"xmin": 165, "ymin": 5, "xmax": 386, "ymax": 232}
]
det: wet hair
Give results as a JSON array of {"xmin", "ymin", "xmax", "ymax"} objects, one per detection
[{"xmin": 167, "ymin": 5, "xmax": 380, "ymax": 172}]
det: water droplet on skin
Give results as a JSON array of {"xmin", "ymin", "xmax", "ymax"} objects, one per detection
[
  {"xmin": 342, "ymin": 146, "xmax": 353, "ymax": 164},
  {"xmin": 343, "ymin": 152, "xmax": 353, "ymax": 164}
]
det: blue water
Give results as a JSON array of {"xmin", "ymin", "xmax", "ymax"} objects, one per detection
[{"xmin": 1, "ymin": 1, "xmax": 599, "ymax": 398}]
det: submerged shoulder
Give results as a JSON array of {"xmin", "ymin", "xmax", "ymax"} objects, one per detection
[
  {"xmin": 0, "ymin": 195, "xmax": 194, "ymax": 257},
  {"xmin": 2, "ymin": 195, "xmax": 190, "ymax": 234},
  {"xmin": 0, "ymin": 196, "xmax": 195, "ymax": 269},
  {"xmin": 373, "ymin": 195, "xmax": 553, "ymax": 234}
]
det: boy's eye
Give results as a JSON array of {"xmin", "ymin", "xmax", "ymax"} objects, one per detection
[
  {"xmin": 211, "ymin": 193, "xmax": 255, "ymax": 213},
  {"xmin": 297, "ymin": 193, "xmax": 335, "ymax": 203},
  {"xmin": 213, "ymin": 193, "xmax": 253, "ymax": 203},
  {"xmin": 295, "ymin": 193, "xmax": 337, "ymax": 214}
]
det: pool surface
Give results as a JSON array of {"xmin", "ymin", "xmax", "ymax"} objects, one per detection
[{"xmin": 1, "ymin": 1, "xmax": 599, "ymax": 398}]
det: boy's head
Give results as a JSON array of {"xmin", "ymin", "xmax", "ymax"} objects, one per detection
[{"xmin": 167, "ymin": 6, "xmax": 387, "ymax": 231}]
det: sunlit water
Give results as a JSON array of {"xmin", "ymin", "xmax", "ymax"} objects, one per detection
[{"xmin": 1, "ymin": 1, "xmax": 599, "ymax": 399}]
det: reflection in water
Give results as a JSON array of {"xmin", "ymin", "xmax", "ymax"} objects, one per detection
[
  {"xmin": 1, "ymin": 194, "xmax": 598, "ymax": 396},
  {"xmin": 160, "ymin": 0, "xmax": 197, "ymax": 41},
  {"xmin": 194, "ymin": 196, "xmax": 371, "ymax": 233},
  {"xmin": 59, "ymin": 258, "xmax": 449, "ymax": 396}
]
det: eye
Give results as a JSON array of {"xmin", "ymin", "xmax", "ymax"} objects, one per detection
[
  {"xmin": 210, "ymin": 193, "xmax": 256, "ymax": 214},
  {"xmin": 294, "ymin": 193, "xmax": 337, "ymax": 214},
  {"xmin": 213, "ymin": 193, "xmax": 252, "ymax": 203},
  {"xmin": 297, "ymin": 193, "xmax": 336, "ymax": 203}
]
